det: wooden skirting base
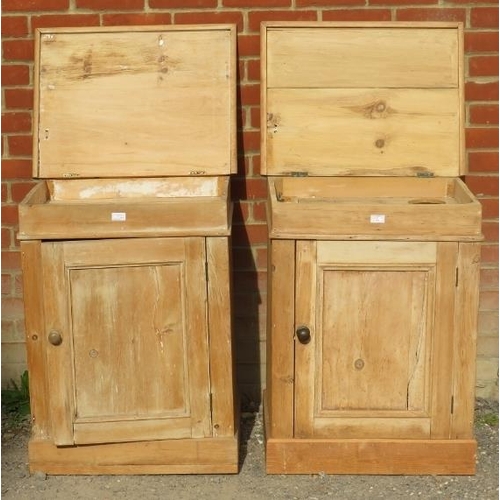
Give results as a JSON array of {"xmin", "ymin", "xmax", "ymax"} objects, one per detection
[
  {"xmin": 264, "ymin": 402, "xmax": 476, "ymax": 475},
  {"xmin": 29, "ymin": 433, "xmax": 239, "ymax": 475}
]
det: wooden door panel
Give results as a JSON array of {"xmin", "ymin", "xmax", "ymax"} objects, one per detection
[
  {"xmin": 320, "ymin": 269, "xmax": 429, "ymax": 413},
  {"xmin": 70, "ymin": 264, "xmax": 187, "ymax": 420},
  {"xmin": 42, "ymin": 237, "xmax": 211, "ymax": 446},
  {"xmin": 294, "ymin": 241, "xmax": 455, "ymax": 440}
]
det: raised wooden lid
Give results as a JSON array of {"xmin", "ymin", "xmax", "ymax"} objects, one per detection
[
  {"xmin": 34, "ymin": 25, "xmax": 236, "ymax": 179},
  {"xmin": 261, "ymin": 22, "xmax": 465, "ymax": 177}
]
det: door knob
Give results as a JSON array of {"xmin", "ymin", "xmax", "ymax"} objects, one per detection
[
  {"xmin": 48, "ymin": 330, "xmax": 63, "ymax": 346},
  {"xmin": 296, "ymin": 326, "xmax": 311, "ymax": 344}
]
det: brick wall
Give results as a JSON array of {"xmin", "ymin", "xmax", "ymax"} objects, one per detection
[{"xmin": 2, "ymin": 0, "xmax": 498, "ymax": 402}]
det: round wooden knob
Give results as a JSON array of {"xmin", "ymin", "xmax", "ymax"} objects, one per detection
[
  {"xmin": 296, "ymin": 326, "xmax": 311, "ymax": 344},
  {"xmin": 48, "ymin": 330, "xmax": 63, "ymax": 346}
]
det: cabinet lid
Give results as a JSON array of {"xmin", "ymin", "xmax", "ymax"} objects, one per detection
[
  {"xmin": 261, "ymin": 22, "xmax": 465, "ymax": 177},
  {"xmin": 34, "ymin": 25, "xmax": 236, "ymax": 179}
]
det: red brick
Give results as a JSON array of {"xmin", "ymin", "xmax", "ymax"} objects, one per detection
[
  {"xmin": 395, "ymin": 8, "xmax": 466, "ymax": 23},
  {"xmin": 1, "ymin": 159, "xmax": 33, "ymax": 179},
  {"xmin": 256, "ymin": 247, "xmax": 267, "ymax": 270},
  {"xmin": 299, "ymin": 0, "xmax": 363, "ymax": 4},
  {"xmin": 232, "ymin": 223, "xmax": 268, "ymax": 246},
  {"xmin": 469, "ymin": 55, "xmax": 499, "ymax": 77},
  {"xmin": 2, "ymin": 0, "xmax": 69, "ymax": 11},
  {"xmin": 323, "ymin": 9, "xmax": 391, "ymax": 21},
  {"xmin": 15, "ymin": 275, "xmax": 24, "ymax": 296},
  {"xmin": 248, "ymin": 10, "xmax": 317, "ymax": 32},
  {"xmin": 242, "ymin": 130, "xmax": 260, "ymax": 152},
  {"xmin": 480, "ymin": 268, "xmax": 498, "ymax": 290},
  {"xmin": 1, "ymin": 251, "xmax": 21, "ymax": 270},
  {"xmin": 2, "ymin": 40, "xmax": 34, "ymax": 61},
  {"xmin": 239, "ymin": 84, "xmax": 260, "ymax": 106},
  {"xmin": 1, "ymin": 113, "xmax": 32, "ymax": 134},
  {"xmin": 465, "ymin": 175, "xmax": 499, "ymax": 197},
  {"xmin": 1, "ymin": 184, "xmax": 8, "ymax": 203},
  {"xmin": 225, "ymin": 0, "xmax": 290, "ymax": 5},
  {"xmin": 31, "ymin": 14, "xmax": 100, "ymax": 32},
  {"xmin": 481, "ymin": 245, "xmax": 499, "ymax": 265},
  {"xmin": 4, "ymin": 89, "xmax": 34, "ymax": 110},
  {"xmin": 232, "ymin": 270, "xmax": 267, "ymax": 295},
  {"xmin": 250, "ymin": 106, "xmax": 261, "ymax": 128},
  {"xmin": 370, "ymin": 0, "xmax": 436, "ymax": 5},
  {"xmin": 447, "ymin": 0, "xmax": 497, "ymax": 3},
  {"xmin": 480, "ymin": 290, "xmax": 499, "ymax": 310},
  {"xmin": 465, "ymin": 81, "xmax": 499, "ymax": 102},
  {"xmin": 1, "ymin": 65, "xmax": 30, "ymax": 86},
  {"xmin": 480, "ymin": 198, "xmax": 499, "ymax": 219},
  {"xmin": 11, "ymin": 182, "xmax": 37, "ymax": 203},
  {"xmin": 233, "ymin": 201, "xmax": 250, "ymax": 224},
  {"xmin": 252, "ymin": 201, "xmax": 267, "ymax": 222},
  {"xmin": 231, "ymin": 248, "xmax": 256, "ymax": 270},
  {"xmin": 471, "ymin": 7, "xmax": 499, "ymax": 28},
  {"xmin": 150, "ymin": 0, "xmax": 216, "ymax": 7},
  {"xmin": 7, "ymin": 135, "xmax": 33, "ymax": 157},
  {"xmin": 232, "ymin": 177, "xmax": 268, "ymax": 200},
  {"xmin": 482, "ymin": 221, "xmax": 499, "ymax": 242},
  {"xmin": 470, "ymin": 104, "xmax": 499, "ymax": 125},
  {"xmin": 1, "ymin": 297, "xmax": 24, "ymax": 319},
  {"xmin": 2, "ymin": 274, "xmax": 12, "ymax": 295},
  {"xmin": 102, "ymin": 13, "xmax": 172, "ymax": 25},
  {"xmin": 1, "ymin": 206, "xmax": 19, "ymax": 225},
  {"xmin": 468, "ymin": 151, "xmax": 499, "ymax": 173},
  {"xmin": 465, "ymin": 32, "xmax": 499, "ymax": 54},
  {"xmin": 1, "ymin": 229, "xmax": 12, "ymax": 249},
  {"xmin": 2, "ymin": 17, "xmax": 29, "ymax": 37},
  {"xmin": 252, "ymin": 155, "xmax": 261, "ymax": 174},
  {"xmin": 238, "ymin": 35, "xmax": 260, "ymax": 58},
  {"xmin": 174, "ymin": 11, "xmax": 244, "ymax": 31},
  {"xmin": 76, "ymin": 0, "xmax": 144, "ymax": 9},
  {"xmin": 466, "ymin": 128, "xmax": 499, "ymax": 149},
  {"xmin": 247, "ymin": 60, "xmax": 260, "ymax": 82}
]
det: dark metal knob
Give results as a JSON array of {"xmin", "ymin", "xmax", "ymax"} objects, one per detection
[
  {"xmin": 296, "ymin": 326, "xmax": 311, "ymax": 344},
  {"xmin": 48, "ymin": 330, "xmax": 63, "ymax": 346}
]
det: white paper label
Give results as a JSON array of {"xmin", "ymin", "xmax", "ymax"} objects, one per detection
[
  {"xmin": 111, "ymin": 212, "xmax": 126, "ymax": 222},
  {"xmin": 370, "ymin": 214, "xmax": 386, "ymax": 224}
]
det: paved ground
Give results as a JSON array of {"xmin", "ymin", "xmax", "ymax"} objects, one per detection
[{"xmin": 1, "ymin": 399, "xmax": 498, "ymax": 499}]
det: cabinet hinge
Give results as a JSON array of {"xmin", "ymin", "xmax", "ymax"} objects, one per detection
[
  {"xmin": 205, "ymin": 261, "xmax": 209, "ymax": 282},
  {"xmin": 291, "ymin": 171, "xmax": 308, "ymax": 177},
  {"xmin": 451, "ymin": 395, "xmax": 454, "ymax": 414},
  {"xmin": 455, "ymin": 267, "xmax": 459, "ymax": 287},
  {"xmin": 416, "ymin": 171, "xmax": 434, "ymax": 178}
]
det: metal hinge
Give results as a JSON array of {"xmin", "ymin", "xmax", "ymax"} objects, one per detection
[
  {"xmin": 205, "ymin": 261, "xmax": 209, "ymax": 282},
  {"xmin": 291, "ymin": 171, "xmax": 308, "ymax": 177},
  {"xmin": 416, "ymin": 171, "xmax": 434, "ymax": 178}
]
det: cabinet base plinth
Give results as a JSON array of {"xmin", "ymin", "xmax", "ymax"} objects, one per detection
[
  {"xmin": 264, "ymin": 409, "xmax": 476, "ymax": 475},
  {"xmin": 29, "ymin": 434, "xmax": 239, "ymax": 475}
]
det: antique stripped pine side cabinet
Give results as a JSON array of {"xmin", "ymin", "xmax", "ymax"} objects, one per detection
[
  {"xmin": 261, "ymin": 22, "xmax": 483, "ymax": 475},
  {"xmin": 18, "ymin": 25, "xmax": 238, "ymax": 474}
]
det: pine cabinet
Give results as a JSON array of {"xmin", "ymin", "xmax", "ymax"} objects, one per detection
[
  {"xmin": 262, "ymin": 22, "xmax": 482, "ymax": 475},
  {"xmin": 19, "ymin": 25, "xmax": 238, "ymax": 474}
]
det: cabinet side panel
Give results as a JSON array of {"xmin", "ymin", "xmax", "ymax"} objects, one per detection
[
  {"xmin": 267, "ymin": 239, "xmax": 295, "ymax": 438},
  {"xmin": 452, "ymin": 243, "xmax": 481, "ymax": 438},
  {"xmin": 21, "ymin": 241, "xmax": 50, "ymax": 440},
  {"xmin": 207, "ymin": 236, "xmax": 235, "ymax": 437}
]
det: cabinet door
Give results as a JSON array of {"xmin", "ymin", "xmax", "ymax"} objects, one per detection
[
  {"xmin": 42, "ymin": 238, "xmax": 212, "ymax": 446},
  {"xmin": 295, "ymin": 241, "xmax": 457, "ymax": 440}
]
